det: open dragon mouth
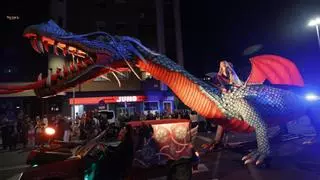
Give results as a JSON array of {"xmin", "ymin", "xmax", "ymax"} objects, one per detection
[
  {"xmin": 22, "ymin": 33, "xmax": 130, "ymax": 97},
  {"xmin": 0, "ymin": 20, "xmax": 157, "ymax": 97},
  {"xmin": 6, "ymin": 18, "xmax": 146, "ymax": 97}
]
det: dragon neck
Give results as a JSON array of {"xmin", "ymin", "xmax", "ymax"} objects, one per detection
[{"xmin": 136, "ymin": 55, "xmax": 225, "ymax": 119}]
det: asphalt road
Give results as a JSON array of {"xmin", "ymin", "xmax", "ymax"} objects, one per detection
[{"xmin": 2, "ymin": 116, "xmax": 320, "ymax": 180}]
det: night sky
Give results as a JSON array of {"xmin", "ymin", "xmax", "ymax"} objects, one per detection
[
  {"xmin": 181, "ymin": 0, "xmax": 320, "ymax": 85},
  {"xmin": 1, "ymin": 1, "xmax": 49, "ymax": 82},
  {"xmin": 1, "ymin": 0, "xmax": 320, "ymax": 86}
]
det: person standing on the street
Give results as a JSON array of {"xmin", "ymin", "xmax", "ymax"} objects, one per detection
[
  {"xmin": 1, "ymin": 116, "xmax": 9, "ymax": 150},
  {"xmin": 63, "ymin": 118, "xmax": 72, "ymax": 142},
  {"xmin": 146, "ymin": 111, "xmax": 154, "ymax": 120},
  {"xmin": 55, "ymin": 116, "xmax": 65, "ymax": 141},
  {"xmin": 189, "ymin": 110, "xmax": 198, "ymax": 128},
  {"xmin": 27, "ymin": 116, "xmax": 35, "ymax": 147},
  {"xmin": 79, "ymin": 117, "xmax": 87, "ymax": 140},
  {"xmin": 17, "ymin": 115, "xmax": 29, "ymax": 148},
  {"xmin": 7, "ymin": 120, "xmax": 17, "ymax": 151},
  {"xmin": 43, "ymin": 115, "xmax": 48, "ymax": 128},
  {"xmin": 35, "ymin": 116, "xmax": 43, "ymax": 146}
]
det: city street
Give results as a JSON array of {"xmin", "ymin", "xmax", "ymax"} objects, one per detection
[{"xmin": 2, "ymin": 116, "xmax": 320, "ymax": 180}]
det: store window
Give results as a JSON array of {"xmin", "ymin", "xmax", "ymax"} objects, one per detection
[
  {"xmin": 74, "ymin": 105, "xmax": 84, "ymax": 117},
  {"xmin": 144, "ymin": 102, "xmax": 159, "ymax": 111},
  {"xmin": 163, "ymin": 101, "xmax": 172, "ymax": 113}
]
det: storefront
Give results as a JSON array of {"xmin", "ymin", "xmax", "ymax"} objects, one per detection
[{"xmin": 68, "ymin": 91, "xmax": 175, "ymax": 119}]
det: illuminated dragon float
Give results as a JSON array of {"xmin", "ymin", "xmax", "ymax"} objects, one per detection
[{"xmin": 2, "ymin": 20, "xmax": 319, "ymax": 166}]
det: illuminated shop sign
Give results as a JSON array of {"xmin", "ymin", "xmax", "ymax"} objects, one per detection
[
  {"xmin": 69, "ymin": 95, "xmax": 175, "ymax": 105},
  {"xmin": 69, "ymin": 95, "xmax": 146, "ymax": 105},
  {"xmin": 116, "ymin": 96, "xmax": 138, "ymax": 102}
]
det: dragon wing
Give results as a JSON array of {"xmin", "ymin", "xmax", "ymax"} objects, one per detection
[{"xmin": 246, "ymin": 54, "xmax": 304, "ymax": 87}]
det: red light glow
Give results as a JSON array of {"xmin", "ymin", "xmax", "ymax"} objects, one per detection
[{"xmin": 45, "ymin": 127, "xmax": 56, "ymax": 136}]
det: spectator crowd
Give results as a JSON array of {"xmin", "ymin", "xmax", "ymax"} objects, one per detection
[{"xmin": 1, "ymin": 107, "xmax": 211, "ymax": 151}]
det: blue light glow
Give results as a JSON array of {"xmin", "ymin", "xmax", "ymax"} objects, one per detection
[{"xmin": 305, "ymin": 93, "xmax": 320, "ymax": 101}]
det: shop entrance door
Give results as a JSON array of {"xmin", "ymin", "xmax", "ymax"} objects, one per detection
[{"xmin": 163, "ymin": 101, "xmax": 172, "ymax": 113}]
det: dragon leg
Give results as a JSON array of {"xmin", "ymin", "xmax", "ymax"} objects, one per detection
[
  {"xmin": 235, "ymin": 100, "xmax": 271, "ymax": 165},
  {"xmin": 242, "ymin": 122, "xmax": 270, "ymax": 165},
  {"xmin": 303, "ymin": 107, "xmax": 320, "ymax": 144}
]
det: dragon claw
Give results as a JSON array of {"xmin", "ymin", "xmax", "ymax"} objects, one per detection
[
  {"xmin": 242, "ymin": 150, "xmax": 268, "ymax": 166},
  {"xmin": 303, "ymin": 136, "xmax": 320, "ymax": 145}
]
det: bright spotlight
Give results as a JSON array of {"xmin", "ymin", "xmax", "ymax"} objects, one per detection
[
  {"xmin": 305, "ymin": 93, "xmax": 320, "ymax": 101},
  {"xmin": 308, "ymin": 18, "xmax": 320, "ymax": 26}
]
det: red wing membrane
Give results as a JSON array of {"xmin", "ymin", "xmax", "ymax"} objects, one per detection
[{"xmin": 246, "ymin": 55, "xmax": 304, "ymax": 87}]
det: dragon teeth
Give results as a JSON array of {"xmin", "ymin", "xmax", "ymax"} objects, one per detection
[
  {"xmin": 30, "ymin": 39, "xmax": 41, "ymax": 53},
  {"xmin": 63, "ymin": 48, "xmax": 67, "ymax": 56},
  {"xmin": 43, "ymin": 41, "xmax": 49, "ymax": 52},
  {"xmin": 37, "ymin": 39, "xmax": 44, "ymax": 53},
  {"xmin": 53, "ymin": 45, "xmax": 59, "ymax": 56},
  {"xmin": 73, "ymin": 62, "xmax": 78, "ymax": 71}
]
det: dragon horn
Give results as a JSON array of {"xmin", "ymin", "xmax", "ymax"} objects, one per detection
[
  {"xmin": 108, "ymin": 67, "xmax": 125, "ymax": 77},
  {"xmin": 100, "ymin": 75, "xmax": 111, "ymax": 81},
  {"xmin": 111, "ymin": 72, "xmax": 121, "ymax": 87},
  {"xmin": 124, "ymin": 59, "xmax": 142, "ymax": 81}
]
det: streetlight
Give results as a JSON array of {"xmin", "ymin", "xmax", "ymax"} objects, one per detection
[{"xmin": 308, "ymin": 17, "xmax": 320, "ymax": 49}]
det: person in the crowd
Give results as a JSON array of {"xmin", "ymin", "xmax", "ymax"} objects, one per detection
[
  {"xmin": 189, "ymin": 110, "xmax": 198, "ymax": 128},
  {"xmin": 79, "ymin": 117, "xmax": 87, "ymax": 140},
  {"xmin": 43, "ymin": 115, "xmax": 48, "ymax": 128},
  {"xmin": 17, "ymin": 115, "xmax": 29, "ymax": 148},
  {"xmin": 139, "ymin": 112, "xmax": 146, "ymax": 121},
  {"xmin": 75, "ymin": 112, "xmax": 80, "ymax": 120},
  {"xmin": 155, "ymin": 111, "xmax": 161, "ymax": 120},
  {"xmin": 63, "ymin": 118, "xmax": 72, "ymax": 142},
  {"xmin": 7, "ymin": 119, "xmax": 17, "ymax": 150},
  {"xmin": 27, "ymin": 116, "xmax": 35, "ymax": 147},
  {"xmin": 171, "ymin": 110, "xmax": 179, "ymax": 119},
  {"xmin": 1, "ymin": 116, "xmax": 9, "ymax": 150},
  {"xmin": 84, "ymin": 111, "xmax": 96, "ymax": 139},
  {"xmin": 55, "ymin": 116, "xmax": 65, "ymax": 141},
  {"xmin": 35, "ymin": 116, "xmax": 43, "ymax": 145},
  {"xmin": 146, "ymin": 111, "xmax": 154, "ymax": 120},
  {"xmin": 50, "ymin": 116, "xmax": 56, "ymax": 126}
]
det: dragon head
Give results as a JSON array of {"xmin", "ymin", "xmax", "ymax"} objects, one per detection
[{"xmin": 23, "ymin": 20, "xmax": 153, "ymax": 97}]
